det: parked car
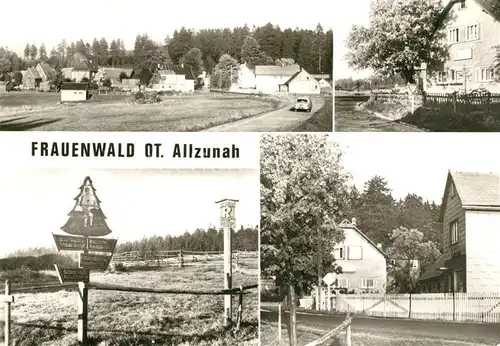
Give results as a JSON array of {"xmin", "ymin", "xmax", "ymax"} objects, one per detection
[{"xmin": 293, "ymin": 96, "xmax": 313, "ymax": 112}]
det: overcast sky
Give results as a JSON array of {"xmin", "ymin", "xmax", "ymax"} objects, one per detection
[
  {"xmin": 334, "ymin": 0, "xmax": 372, "ymax": 79},
  {"xmin": 335, "ymin": 133, "xmax": 500, "ymax": 203},
  {"xmin": 2, "ymin": 0, "xmax": 332, "ymax": 56},
  {"xmin": 0, "ymin": 169, "xmax": 259, "ymax": 258}
]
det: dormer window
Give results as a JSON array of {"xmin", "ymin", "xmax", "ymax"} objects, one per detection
[{"xmin": 459, "ymin": 0, "xmax": 466, "ymax": 9}]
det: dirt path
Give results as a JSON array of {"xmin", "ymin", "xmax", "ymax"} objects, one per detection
[{"xmin": 202, "ymin": 96, "xmax": 326, "ymax": 132}]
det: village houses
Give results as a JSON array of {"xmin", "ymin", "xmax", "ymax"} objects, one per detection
[
  {"xmin": 236, "ymin": 63, "xmax": 321, "ymax": 94},
  {"xmin": 423, "ymin": 0, "xmax": 500, "ymax": 93},
  {"xmin": 419, "ymin": 171, "xmax": 500, "ymax": 293}
]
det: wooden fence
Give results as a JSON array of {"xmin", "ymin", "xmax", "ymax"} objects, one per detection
[
  {"xmin": 110, "ymin": 250, "xmax": 257, "ymax": 268},
  {"xmin": 274, "ymin": 304, "xmax": 352, "ymax": 346},
  {"xmin": 422, "ymin": 92, "xmax": 500, "ymax": 112},
  {"xmin": 0, "ymin": 279, "xmax": 258, "ymax": 345},
  {"xmin": 372, "ymin": 91, "xmax": 500, "ymax": 113},
  {"xmin": 332, "ymin": 292, "xmax": 500, "ymax": 323},
  {"xmin": 304, "ymin": 312, "xmax": 352, "ymax": 346}
]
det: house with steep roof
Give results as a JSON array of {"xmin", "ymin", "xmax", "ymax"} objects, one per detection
[
  {"xmin": 23, "ymin": 67, "xmax": 42, "ymax": 89},
  {"xmin": 328, "ymin": 218, "xmax": 388, "ymax": 293},
  {"xmin": 254, "ymin": 64, "xmax": 301, "ymax": 93},
  {"xmin": 237, "ymin": 63, "xmax": 256, "ymax": 89},
  {"xmin": 422, "ymin": 0, "xmax": 500, "ymax": 93},
  {"xmin": 35, "ymin": 63, "xmax": 56, "ymax": 81},
  {"xmin": 284, "ymin": 68, "xmax": 321, "ymax": 94},
  {"xmin": 437, "ymin": 170, "xmax": 500, "ymax": 293}
]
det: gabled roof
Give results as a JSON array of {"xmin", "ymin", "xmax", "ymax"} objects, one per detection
[
  {"xmin": 26, "ymin": 67, "xmax": 41, "ymax": 79},
  {"xmin": 418, "ymin": 254, "xmax": 446, "ymax": 282},
  {"xmin": 338, "ymin": 219, "xmax": 389, "ymax": 259},
  {"xmin": 98, "ymin": 67, "xmax": 134, "ymax": 81},
  {"xmin": 435, "ymin": 0, "xmax": 500, "ymax": 35},
  {"xmin": 38, "ymin": 63, "xmax": 56, "ymax": 79},
  {"xmin": 255, "ymin": 64, "xmax": 301, "ymax": 76},
  {"xmin": 439, "ymin": 170, "xmax": 500, "ymax": 222}
]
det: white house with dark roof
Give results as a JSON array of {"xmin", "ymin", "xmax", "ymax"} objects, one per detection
[
  {"xmin": 438, "ymin": 170, "xmax": 500, "ymax": 293},
  {"xmin": 284, "ymin": 68, "xmax": 321, "ymax": 94},
  {"xmin": 254, "ymin": 64, "xmax": 301, "ymax": 93},
  {"xmin": 328, "ymin": 218, "xmax": 388, "ymax": 293},
  {"xmin": 423, "ymin": 0, "xmax": 500, "ymax": 93}
]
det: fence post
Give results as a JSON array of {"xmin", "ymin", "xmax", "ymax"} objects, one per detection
[
  {"xmin": 278, "ymin": 303, "xmax": 282, "ymax": 343},
  {"xmin": 335, "ymin": 290, "xmax": 341, "ymax": 312},
  {"xmin": 409, "ymin": 293, "xmax": 412, "ymax": 319},
  {"xmin": 452, "ymin": 92, "xmax": 457, "ymax": 113},
  {"xmin": 4, "ymin": 280, "xmax": 13, "ymax": 346},
  {"xmin": 236, "ymin": 285, "xmax": 243, "ymax": 331},
  {"xmin": 178, "ymin": 249, "xmax": 184, "ymax": 268},
  {"xmin": 77, "ymin": 282, "xmax": 88, "ymax": 344},
  {"xmin": 345, "ymin": 311, "xmax": 352, "ymax": 346}
]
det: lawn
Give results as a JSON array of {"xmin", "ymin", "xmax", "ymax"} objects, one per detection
[
  {"xmin": 260, "ymin": 321, "xmax": 492, "ymax": 346},
  {"xmin": 0, "ymin": 92, "xmax": 282, "ymax": 131},
  {"xmin": 0, "ymin": 264, "xmax": 258, "ymax": 346}
]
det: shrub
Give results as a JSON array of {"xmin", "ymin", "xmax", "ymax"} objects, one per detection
[{"xmin": 134, "ymin": 91, "xmax": 161, "ymax": 104}]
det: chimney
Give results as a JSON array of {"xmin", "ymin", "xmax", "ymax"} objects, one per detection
[
  {"xmin": 377, "ymin": 243, "xmax": 382, "ymax": 249},
  {"xmin": 351, "ymin": 217, "xmax": 356, "ymax": 226}
]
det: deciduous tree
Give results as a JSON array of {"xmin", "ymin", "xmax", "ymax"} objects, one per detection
[
  {"xmin": 183, "ymin": 47, "xmax": 204, "ymax": 80},
  {"xmin": 346, "ymin": 0, "xmax": 448, "ymax": 83},
  {"xmin": 386, "ymin": 227, "xmax": 441, "ymax": 293},
  {"xmin": 261, "ymin": 134, "xmax": 350, "ymax": 346},
  {"xmin": 210, "ymin": 54, "xmax": 238, "ymax": 90}
]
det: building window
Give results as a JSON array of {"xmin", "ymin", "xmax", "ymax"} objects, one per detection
[
  {"xmin": 450, "ymin": 220, "xmax": 459, "ymax": 244},
  {"xmin": 438, "ymin": 71, "xmax": 448, "ymax": 83},
  {"xmin": 347, "ymin": 246, "xmax": 362, "ymax": 260},
  {"xmin": 450, "ymin": 182, "xmax": 456, "ymax": 197},
  {"xmin": 454, "ymin": 270, "xmax": 465, "ymax": 292},
  {"xmin": 337, "ymin": 278, "xmax": 349, "ymax": 288},
  {"xmin": 450, "ymin": 70, "xmax": 463, "ymax": 83},
  {"xmin": 479, "ymin": 68, "xmax": 495, "ymax": 82},
  {"xmin": 466, "ymin": 24, "xmax": 479, "ymax": 41},
  {"xmin": 448, "ymin": 28, "xmax": 460, "ymax": 44},
  {"xmin": 333, "ymin": 247, "xmax": 345, "ymax": 260},
  {"xmin": 361, "ymin": 278, "xmax": 375, "ymax": 289},
  {"xmin": 458, "ymin": 1, "xmax": 466, "ymax": 9}
]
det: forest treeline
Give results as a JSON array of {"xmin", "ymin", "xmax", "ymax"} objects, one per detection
[{"xmin": 0, "ymin": 23, "xmax": 332, "ymax": 85}]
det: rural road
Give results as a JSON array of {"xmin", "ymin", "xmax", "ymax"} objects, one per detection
[
  {"xmin": 261, "ymin": 307, "xmax": 500, "ymax": 345},
  {"xmin": 334, "ymin": 95, "xmax": 421, "ymax": 132},
  {"xmin": 202, "ymin": 96, "xmax": 325, "ymax": 132}
]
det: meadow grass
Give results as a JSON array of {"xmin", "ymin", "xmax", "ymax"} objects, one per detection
[
  {"xmin": 0, "ymin": 264, "xmax": 258, "ymax": 346},
  {"xmin": 0, "ymin": 92, "xmax": 281, "ymax": 131}
]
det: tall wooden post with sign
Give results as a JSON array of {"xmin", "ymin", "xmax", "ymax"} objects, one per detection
[
  {"xmin": 216, "ymin": 198, "xmax": 238, "ymax": 326},
  {"xmin": 52, "ymin": 176, "xmax": 117, "ymax": 344}
]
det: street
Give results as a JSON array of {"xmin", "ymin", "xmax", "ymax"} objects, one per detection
[
  {"xmin": 261, "ymin": 307, "xmax": 500, "ymax": 345},
  {"xmin": 334, "ymin": 95, "xmax": 421, "ymax": 132},
  {"xmin": 202, "ymin": 95, "xmax": 326, "ymax": 132}
]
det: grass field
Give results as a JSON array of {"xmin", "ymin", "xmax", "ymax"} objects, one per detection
[
  {"xmin": 294, "ymin": 96, "xmax": 332, "ymax": 132},
  {"xmin": 0, "ymin": 92, "xmax": 282, "ymax": 131},
  {"xmin": 259, "ymin": 321, "xmax": 492, "ymax": 346},
  {"xmin": 0, "ymin": 264, "xmax": 258, "ymax": 346}
]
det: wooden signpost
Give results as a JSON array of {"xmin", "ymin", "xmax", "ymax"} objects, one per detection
[
  {"xmin": 216, "ymin": 198, "xmax": 238, "ymax": 326},
  {"xmin": 2, "ymin": 280, "xmax": 14, "ymax": 346},
  {"xmin": 52, "ymin": 176, "xmax": 117, "ymax": 344}
]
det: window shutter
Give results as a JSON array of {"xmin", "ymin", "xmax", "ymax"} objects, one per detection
[
  {"xmin": 347, "ymin": 246, "xmax": 350, "ymax": 259},
  {"xmin": 477, "ymin": 23, "xmax": 481, "ymax": 40},
  {"xmin": 360, "ymin": 246, "xmax": 364, "ymax": 260}
]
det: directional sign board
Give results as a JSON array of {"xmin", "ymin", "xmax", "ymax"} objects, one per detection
[
  {"xmin": 87, "ymin": 237, "xmax": 117, "ymax": 253},
  {"xmin": 53, "ymin": 234, "xmax": 87, "ymax": 251},
  {"xmin": 216, "ymin": 199, "xmax": 238, "ymax": 228},
  {"xmin": 79, "ymin": 253, "xmax": 112, "ymax": 270},
  {"xmin": 54, "ymin": 265, "xmax": 90, "ymax": 284},
  {"xmin": 322, "ymin": 272, "xmax": 336, "ymax": 287}
]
